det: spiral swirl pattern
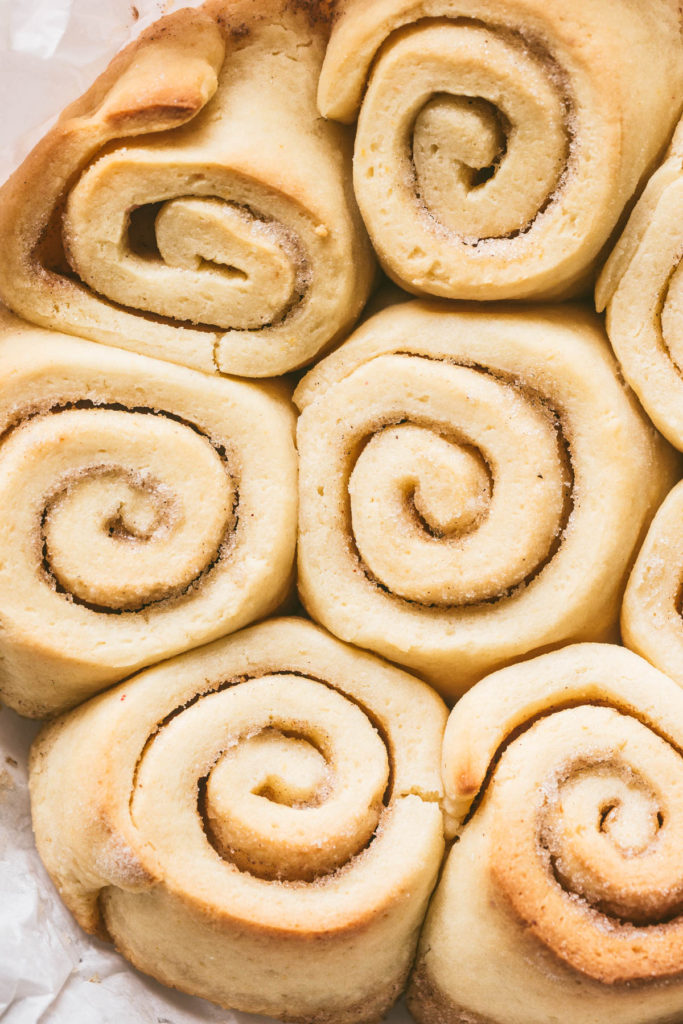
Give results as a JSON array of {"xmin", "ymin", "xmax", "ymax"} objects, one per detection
[
  {"xmin": 295, "ymin": 301, "xmax": 677, "ymax": 698},
  {"xmin": 0, "ymin": 310, "xmax": 297, "ymax": 717},
  {"xmin": 0, "ymin": 2, "xmax": 373, "ymax": 377},
  {"xmin": 596, "ymin": 120, "xmax": 683, "ymax": 451},
  {"xmin": 622, "ymin": 480, "xmax": 683, "ymax": 689},
  {"xmin": 29, "ymin": 619, "xmax": 446, "ymax": 1023},
  {"xmin": 318, "ymin": 0, "xmax": 683, "ymax": 300},
  {"xmin": 407, "ymin": 645, "xmax": 683, "ymax": 1024}
]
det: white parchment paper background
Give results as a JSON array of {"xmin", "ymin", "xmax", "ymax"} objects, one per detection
[{"xmin": 0, "ymin": 3, "xmax": 414, "ymax": 1022}]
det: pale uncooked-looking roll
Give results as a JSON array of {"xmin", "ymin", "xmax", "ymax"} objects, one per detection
[
  {"xmin": 622, "ymin": 480, "xmax": 683, "ymax": 689},
  {"xmin": 407, "ymin": 644, "xmax": 683, "ymax": 1024},
  {"xmin": 29, "ymin": 618, "xmax": 447, "ymax": 1024},
  {"xmin": 596, "ymin": 120, "xmax": 683, "ymax": 450},
  {"xmin": 0, "ymin": 0, "xmax": 374, "ymax": 378},
  {"xmin": 318, "ymin": 0, "xmax": 683, "ymax": 301},
  {"xmin": 295, "ymin": 301, "xmax": 679, "ymax": 699},
  {"xmin": 0, "ymin": 308, "xmax": 297, "ymax": 718}
]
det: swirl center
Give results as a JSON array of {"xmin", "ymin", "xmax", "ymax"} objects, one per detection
[
  {"xmin": 40, "ymin": 408, "xmax": 234, "ymax": 611},
  {"xmin": 413, "ymin": 94, "xmax": 507, "ymax": 220},
  {"xmin": 364, "ymin": 21, "xmax": 570, "ymax": 241},
  {"xmin": 541, "ymin": 749, "xmax": 683, "ymax": 925},
  {"xmin": 345, "ymin": 357, "xmax": 567, "ymax": 606},
  {"xmin": 64, "ymin": 161, "xmax": 308, "ymax": 331},
  {"xmin": 131, "ymin": 675, "xmax": 390, "ymax": 883}
]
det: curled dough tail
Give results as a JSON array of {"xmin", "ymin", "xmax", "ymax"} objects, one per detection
[
  {"xmin": 295, "ymin": 301, "xmax": 678, "ymax": 699},
  {"xmin": 596, "ymin": 120, "xmax": 683, "ymax": 451},
  {"xmin": 319, "ymin": 0, "xmax": 683, "ymax": 300},
  {"xmin": 0, "ymin": 309, "xmax": 297, "ymax": 717},
  {"xmin": 29, "ymin": 619, "xmax": 446, "ymax": 1024},
  {"xmin": 0, "ymin": 2, "xmax": 373, "ymax": 377},
  {"xmin": 409, "ymin": 644, "xmax": 683, "ymax": 1024}
]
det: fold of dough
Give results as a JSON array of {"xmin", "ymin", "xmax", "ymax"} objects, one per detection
[
  {"xmin": 29, "ymin": 618, "xmax": 446, "ymax": 1024},
  {"xmin": 295, "ymin": 301, "xmax": 680, "ymax": 699},
  {"xmin": 0, "ymin": 308, "xmax": 297, "ymax": 717},
  {"xmin": 319, "ymin": 0, "xmax": 683, "ymax": 301},
  {"xmin": 0, "ymin": 0, "xmax": 374, "ymax": 377},
  {"xmin": 622, "ymin": 480, "xmax": 683, "ymax": 689},
  {"xmin": 596, "ymin": 120, "xmax": 683, "ymax": 450},
  {"xmin": 408, "ymin": 644, "xmax": 683, "ymax": 1024}
]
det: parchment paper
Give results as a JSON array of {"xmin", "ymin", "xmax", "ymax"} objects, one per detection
[{"xmin": 0, "ymin": 4, "xmax": 413, "ymax": 1023}]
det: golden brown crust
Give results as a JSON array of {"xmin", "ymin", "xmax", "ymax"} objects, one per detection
[{"xmin": 53, "ymin": 6, "xmax": 223, "ymax": 126}]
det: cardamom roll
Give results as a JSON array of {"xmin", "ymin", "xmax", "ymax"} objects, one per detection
[
  {"xmin": 0, "ymin": 0, "xmax": 374, "ymax": 377},
  {"xmin": 0, "ymin": 309, "xmax": 297, "ymax": 717},
  {"xmin": 596, "ymin": 120, "xmax": 683, "ymax": 450},
  {"xmin": 622, "ymin": 480, "xmax": 683, "ymax": 689},
  {"xmin": 29, "ymin": 618, "xmax": 447, "ymax": 1024},
  {"xmin": 319, "ymin": 0, "xmax": 683, "ymax": 301},
  {"xmin": 408, "ymin": 644, "xmax": 683, "ymax": 1024},
  {"xmin": 295, "ymin": 301, "xmax": 679, "ymax": 700}
]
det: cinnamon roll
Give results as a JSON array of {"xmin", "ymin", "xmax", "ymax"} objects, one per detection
[
  {"xmin": 597, "ymin": 119, "xmax": 683, "ymax": 451},
  {"xmin": 0, "ymin": 0, "xmax": 374, "ymax": 377},
  {"xmin": 29, "ymin": 618, "xmax": 447, "ymax": 1024},
  {"xmin": 295, "ymin": 301, "xmax": 679, "ymax": 699},
  {"xmin": 319, "ymin": 0, "xmax": 683, "ymax": 301},
  {"xmin": 408, "ymin": 643, "xmax": 683, "ymax": 1024},
  {"xmin": 0, "ymin": 308, "xmax": 297, "ymax": 717},
  {"xmin": 622, "ymin": 480, "xmax": 683, "ymax": 689}
]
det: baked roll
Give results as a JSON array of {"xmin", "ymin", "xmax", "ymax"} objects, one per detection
[
  {"xmin": 408, "ymin": 643, "xmax": 683, "ymax": 1024},
  {"xmin": 596, "ymin": 119, "xmax": 683, "ymax": 450},
  {"xmin": 296, "ymin": 300, "xmax": 678, "ymax": 700},
  {"xmin": 29, "ymin": 617, "xmax": 447, "ymax": 1024},
  {"xmin": 0, "ymin": 0, "xmax": 374, "ymax": 378},
  {"xmin": 319, "ymin": 0, "xmax": 683, "ymax": 301},
  {"xmin": 0, "ymin": 308, "xmax": 297, "ymax": 718},
  {"xmin": 622, "ymin": 480, "xmax": 683, "ymax": 689}
]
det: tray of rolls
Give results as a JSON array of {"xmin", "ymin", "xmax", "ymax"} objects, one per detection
[{"xmin": 2, "ymin": 2, "xmax": 683, "ymax": 1023}]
